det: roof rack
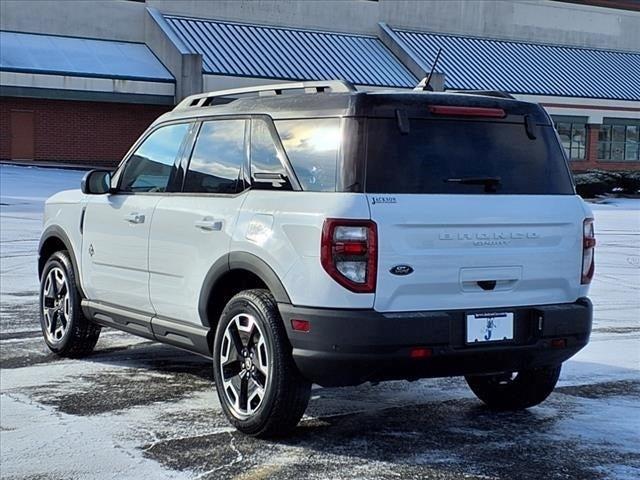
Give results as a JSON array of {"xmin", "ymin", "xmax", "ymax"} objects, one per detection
[
  {"xmin": 450, "ymin": 90, "xmax": 516, "ymax": 100},
  {"xmin": 174, "ymin": 80, "xmax": 356, "ymax": 111}
]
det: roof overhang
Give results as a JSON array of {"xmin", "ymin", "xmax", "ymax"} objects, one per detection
[
  {"xmin": 378, "ymin": 24, "xmax": 640, "ymax": 102},
  {"xmin": 0, "ymin": 31, "xmax": 175, "ymax": 104},
  {"xmin": 0, "ymin": 71, "xmax": 174, "ymax": 105},
  {"xmin": 161, "ymin": 15, "xmax": 417, "ymax": 89}
]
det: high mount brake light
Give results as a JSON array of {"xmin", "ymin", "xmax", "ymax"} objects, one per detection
[
  {"xmin": 581, "ymin": 218, "xmax": 596, "ymax": 284},
  {"xmin": 321, "ymin": 219, "xmax": 378, "ymax": 293},
  {"xmin": 428, "ymin": 105, "xmax": 506, "ymax": 118}
]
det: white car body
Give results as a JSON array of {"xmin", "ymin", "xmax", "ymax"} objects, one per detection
[{"xmin": 43, "ymin": 190, "xmax": 592, "ymax": 317}]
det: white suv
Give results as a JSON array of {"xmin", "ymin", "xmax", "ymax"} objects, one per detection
[{"xmin": 38, "ymin": 81, "xmax": 595, "ymax": 437}]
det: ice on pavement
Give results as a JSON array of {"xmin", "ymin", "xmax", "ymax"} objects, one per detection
[
  {"xmin": 0, "ymin": 163, "xmax": 86, "ymax": 211},
  {"xmin": 1, "ymin": 165, "xmax": 85, "ymax": 332}
]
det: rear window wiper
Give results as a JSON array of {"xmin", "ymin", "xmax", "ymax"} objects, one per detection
[{"xmin": 445, "ymin": 176, "xmax": 501, "ymax": 193}]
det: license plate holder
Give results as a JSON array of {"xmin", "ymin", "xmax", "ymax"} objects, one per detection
[{"xmin": 466, "ymin": 312, "xmax": 514, "ymax": 344}]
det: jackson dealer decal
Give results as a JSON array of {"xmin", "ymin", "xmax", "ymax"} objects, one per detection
[{"xmin": 370, "ymin": 196, "xmax": 397, "ymax": 205}]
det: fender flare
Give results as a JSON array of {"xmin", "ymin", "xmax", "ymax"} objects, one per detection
[
  {"xmin": 197, "ymin": 252, "xmax": 291, "ymax": 327},
  {"xmin": 38, "ymin": 225, "xmax": 87, "ymax": 297}
]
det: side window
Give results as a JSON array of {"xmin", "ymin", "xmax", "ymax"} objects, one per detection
[
  {"xmin": 275, "ymin": 118, "xmax": 341, "ymax": 192},
  {"xmin": 183, "ymin": 119, "xmax": 246, "ymax": 194},
  {"xmin": 119, "ymin": 123, "xmax": 189, "ymax": 193},
  {"xmin": 250, "ymin": 118, "xmax": 291, "ymax": 190}
]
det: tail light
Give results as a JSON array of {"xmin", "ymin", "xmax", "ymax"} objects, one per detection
[
  {"xmin": 428, "ymin": 105, "xmax": 506, "ymax": 118},
  {"xmin": 581, "ymin": 218, "xmax": 596, "ymax": 284},
  {"xmin": 321, "ymin": 219, "xmax": 377, "ymax": 293}
]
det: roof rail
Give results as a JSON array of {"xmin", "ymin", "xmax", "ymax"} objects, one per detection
[
  {"xmin": 450, "ymin": 90, "xmax": 516, "ymax": 100},
  {"xmin": 174, "ymin": 80, "xmax": 356, "ymax": 111}
]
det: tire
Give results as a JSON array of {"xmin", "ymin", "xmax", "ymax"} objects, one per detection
[
  {"xmin": 212, "ymin": 289, "xmax": 311, "ymax": 437},
  {"xmin": 465, "ymin": 365, "xmax": 561, "ymax": 410},
  {"xmin": 39, "ymin": 250, "xmax": 101, "ymax": 357}
]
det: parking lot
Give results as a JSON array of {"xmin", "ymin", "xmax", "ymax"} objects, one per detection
[{"xmin": 1, "ymin": 164, "xmax": 639, "ymax": 480}]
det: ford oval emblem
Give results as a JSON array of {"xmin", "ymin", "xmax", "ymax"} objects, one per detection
[{"xmin": 390, "ymin": 265, "xmax": 414, "ymax": 276}]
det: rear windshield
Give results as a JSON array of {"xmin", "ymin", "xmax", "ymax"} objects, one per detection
[{"xmin": 365, "ymin": 119, "xmax": 574, "ymax": 195}]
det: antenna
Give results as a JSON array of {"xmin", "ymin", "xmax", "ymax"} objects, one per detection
[{"xmin": 415, "ymin": 48, "xmax": 443, "ymax": 91}]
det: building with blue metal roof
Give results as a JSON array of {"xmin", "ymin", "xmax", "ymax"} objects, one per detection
[
  {"xmin": 162, "ymin": 16, "xmax": 416, "ymax": 89},
  {"xmin": 382, "ymin": 26, "xmax": 640, "ymax": 102},
  {"xmin": 0, "ymin": 30, "xmax": 175, "ymax": 165},
  {"xmin": 0, "ymin": 0, "xmax": 638, "ymax": 170},
  {"xmin": 1, "ymin": 31, "xmax": 174, "ymax": 84},
  {"xmin": 376, "ymin": 23, "xmax": 640, "ymax": 168},
  {"xmin": 0, "ymin": 31, "xmax": 174, "ymax": 103}
]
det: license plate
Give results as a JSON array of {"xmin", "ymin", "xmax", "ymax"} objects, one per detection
[{"xmin": 466, "ymin": 312, "xmax": 514, "ymax": 344}]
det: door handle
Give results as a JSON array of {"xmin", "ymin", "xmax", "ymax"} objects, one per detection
[
  {"xmin": 194, "ymin": 218, "xmax": 223, "ymax": 231},
  {"xmin": 124, "ymin": 212, "xmax": 145, "ymax": 224}
]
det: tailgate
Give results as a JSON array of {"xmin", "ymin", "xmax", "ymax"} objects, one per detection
[{"xmin": 370, "ymin": 195, "xmax": 585, "ymax": 312}]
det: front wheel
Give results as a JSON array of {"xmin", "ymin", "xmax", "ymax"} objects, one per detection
[
  {"xmin": 39, "ymin": 250, "xmax": 101, "ymax": 357},
  {"xmin": 465, "ymin": 365, "xmax": 561, "ymax": 410},
  {"xmin": 212, "ymin": 289, "xmax": 311, "ymax": 437}
]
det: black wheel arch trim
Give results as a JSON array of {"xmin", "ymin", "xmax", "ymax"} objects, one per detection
[
  {"xmin": 39, "ymin": 225, "xmax": 87, "ymax": 297},
  {"xmin": 198, "ymin": 251, "xmax": 291, "ymax": 327}
]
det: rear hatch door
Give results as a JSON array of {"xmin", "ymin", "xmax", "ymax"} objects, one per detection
[{"xmin": 364, "ymin": 109, "xmax": 585, "ymax": 312}]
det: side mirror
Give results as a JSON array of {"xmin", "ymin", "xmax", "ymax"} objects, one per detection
[{"xmin": 81, "ymin": 170, "xmax": 112, "ymax": 195}]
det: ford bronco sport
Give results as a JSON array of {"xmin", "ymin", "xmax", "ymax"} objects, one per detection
[{"xmin": 38, "ymin": 80, "xmax": 594, "ymax": 437}]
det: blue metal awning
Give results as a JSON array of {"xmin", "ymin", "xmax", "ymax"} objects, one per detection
[
  {"xmin": 163, "ymin": 16, "xmax": 417, "ymax": 88},
  {"xmin": 0, "ymin": 31, "xmax": 174, "ymax": 82},
  {"xmin": 389, "ymin": 27, "xmax": 640, "ymax": 101}
]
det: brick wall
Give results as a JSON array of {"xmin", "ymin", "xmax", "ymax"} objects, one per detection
[
  {"xmin": 0, "ymin": 97, "xmax": 170, "ymax": 167},
  {"xmin": 569, "ymin": 123, "xmax": 640, "ymax": 172}
]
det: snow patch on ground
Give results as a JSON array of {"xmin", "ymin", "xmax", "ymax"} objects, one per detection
[
  {"xmin": 0, "ymin": 392, "xmax": 189, "ymax": 480},
  {"xmin": 1, "ymin": 165, "xmax": 86, "ymax": 332}
]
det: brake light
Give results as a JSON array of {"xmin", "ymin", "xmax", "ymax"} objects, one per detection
[
  {"xmin": 410, "ymin": 347, "xmax": 432, "ymax": 359},
  {"xmin": 321, "ymin": 219, "xmax": 377, "ymax": 293},
  {"xmin": 582, "ymin": 218, "xmax": 596, "ymax": 284},
  {"xmin": 428, "ymin": 105, "xmax": 506, "ymax": 118}
]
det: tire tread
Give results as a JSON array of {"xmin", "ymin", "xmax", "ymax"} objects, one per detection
[
  {"xmin": 40, "ymin": 250, "xmax": 101, "ymax": 358},
  {"xmin": 214, "ymin": 289, "xmax": 311, "ymax": 438},
  {"xmin": 465, "ymin": 365, "xmax": 561, "ymax": 410}
]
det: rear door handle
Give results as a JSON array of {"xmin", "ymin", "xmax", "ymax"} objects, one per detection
[
  {"xmin": 194, "ymin": 218, "xmax": 223, "ymax": 231},
  {"xmin": 124, "ymin": 212, "xmax": 145, "ymax": 224}
]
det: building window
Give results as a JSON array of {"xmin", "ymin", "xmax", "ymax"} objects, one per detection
[
  {"xmin": 598, "ymin": 119, "xmax": 640, "ymax": 162},
  {"xmin": 552, "ymin": 116, "xmax": 587, "ymax": 161}
]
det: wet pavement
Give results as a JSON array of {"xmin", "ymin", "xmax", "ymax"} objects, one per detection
[{"xmin": 1, "ymin": 321, "xmax": 638, "ymax": 480}]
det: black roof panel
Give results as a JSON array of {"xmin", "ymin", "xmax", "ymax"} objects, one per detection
[{"xmin": 159, "ymin": 90, "xmax": 550, "ymax": 125}]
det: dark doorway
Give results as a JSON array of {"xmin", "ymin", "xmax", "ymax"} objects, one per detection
[{"xmin": 10, "ymin": 110, "xmax": 35, "ymax": 160}]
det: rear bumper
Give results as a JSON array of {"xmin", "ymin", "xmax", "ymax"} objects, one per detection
[{"xmin": 279, "ymin": 298, "xmax": 592, "ymax": 387}]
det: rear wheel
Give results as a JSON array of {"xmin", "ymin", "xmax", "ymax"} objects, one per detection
[
  {"xmin": 465, "ymin": 365, "xmax": 561, "ymax": 410},
  {"xmin": 213, "ymin": 289, "xmax": 311, "ymax": 437},
  {"xmin": 39, "ymin": 251, "xmax": 101, "ymax": 357}
]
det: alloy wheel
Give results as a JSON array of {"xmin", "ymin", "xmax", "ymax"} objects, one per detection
[
  {"xmin": 42, "ymin": 267, "xmax": 71, "ymax": 344},
  {"xmin": 219, "ymin": 313, "xmax": 270, "ymax": 418}
]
